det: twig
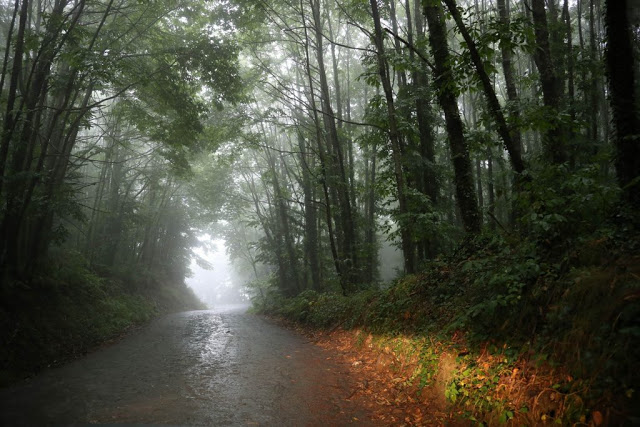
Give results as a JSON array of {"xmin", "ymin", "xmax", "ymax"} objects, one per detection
[{"xmin": 487, "ymin": 210, "xmax": 509, "ymax": 233}]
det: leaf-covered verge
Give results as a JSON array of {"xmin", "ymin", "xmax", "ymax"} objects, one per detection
[
  {"xmin": 0, "ymin": 250, "xmax": 205, "ymax": 387},
  {"xmin": 255, "ymin": 218, "xmax": 640, "ymax": 425}
]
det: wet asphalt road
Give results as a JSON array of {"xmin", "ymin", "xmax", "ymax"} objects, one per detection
[{"xmin": 0, "ymin": 305, "xmax": 373, "ymax": 426}]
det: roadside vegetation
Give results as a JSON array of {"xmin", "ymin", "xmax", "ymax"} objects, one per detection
[
  {"xmin": 256, "ymin": 206, "xmax": 639, "ymax": 425},
  {"xmin": 0, "ymin": 249, "xmax": 204, "ymax": 386}
]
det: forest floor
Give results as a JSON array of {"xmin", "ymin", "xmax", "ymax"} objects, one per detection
[
  {"xmin": 269, "ymin": 316, "xmax": 617, "ymax": 426},
  {"xmin": 281, "ymin": 320, "xmax": 465, "ymax": 426}
]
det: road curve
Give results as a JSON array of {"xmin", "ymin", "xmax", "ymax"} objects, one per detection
[{"xmin": 0, "ymin": 305, "xmax": 375, "ymax": 426}]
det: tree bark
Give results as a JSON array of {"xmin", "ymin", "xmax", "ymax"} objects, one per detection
[
  {"xmin": 531, "ymin": 0, "xmax": 568, "ymax": 164},
  {"xmin": 424, "ymin": 0, "xmax": 481, "ymax": 234},
  {"xmin": 604, "ymin": 0, "xmax": 640, "ymax": 207},
  {"xmin": 443, "ymin": 0, "xmax": 525, "ymax": 174},
  {"xmin": 300, "ymin": 4, "xmax": 345, "ymax": 292},
  {"xmin": 370, "ymin": 0, "xmax": 416, "ymax": 273},
  {"xmin": 412, "ymin": 0, "xmax": 439, "ymax": 259},
  {"xmin": 496, "ymin": 0, "xmax": 524, "ymax": 160},
  {"xmin": 0, "ymin": 0, "xmax": 29, "ymax": 206},
  {"xmin": 310, "ymin": 0, "xmax": 359, "ymax": 288},
  {"xmin": 296, "ymin": 127, "xmax": 321, "ymax": 291}
]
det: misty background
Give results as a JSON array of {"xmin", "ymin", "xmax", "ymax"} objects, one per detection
[{"xmin": 186, "ymin": 235, "xmax": 404, "ymax": 308}]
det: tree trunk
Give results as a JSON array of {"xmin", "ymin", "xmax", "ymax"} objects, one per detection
[
  {"xmin": 562, "ymin": 0, "xmax": 576, "ymax": 164},
  {"xmin": 299, "ymin": 5, "xmax": 345, "ymax": 292},
  {"xmin": 310, "ymin": 0, "xmax": 359, "ymax": 288},
  {"xmin": 412, "ymin": 0, "xmax": 439, "ymax": 259},
  {"xmin": 370, "ymin": 0, "xmax": 416, "ymax": 273},
  {"xmin": 266, "ymin": 145, "xmax": 301, "ymax": 296},
  {"xmin": 531, "ymin": 0, "xmax": 568, "ymax": 164},
  {"xmin": 496, "ymin": 0, "xmax": 524, "ymax": 162},
  {"xmin": 363, "ymin": 135, "xmax": 377, "ymax": 284},
  {"xmin": 604, "ymin": 0, "xmax": 640, "ymax": 207},
  {"xmin": 424, "ymin": 0, "xmax": 481, "ymax": 234},
  {"xmin": 476, "ymin": 157, "xmax": 484, "ymax": 226},
  {"xmin": 296, "ymin": 125, "xmax": 321, "ymax": 291},
  {"xmin": 588, "ymin": 0, "xmax": 599, "ymax": 146},
  {"xmin": 0, "ymin": 0, "xmax": 29, "ymax": 206},
  {"xmin": 487, "ymin": 147, "xmax": 496, "ymax": 231},
  {"xmin": 443, "ymin": 0, "xmax": 525, "ymax": 174}
]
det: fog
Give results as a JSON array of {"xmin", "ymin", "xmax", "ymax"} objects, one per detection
[
  {"xmin": 378, "ymin": 239, "xmax": 404, "ymax": 283},
  {"xmin": 186, "ymin": 236, "xmax": 248, "ymax": 308}
]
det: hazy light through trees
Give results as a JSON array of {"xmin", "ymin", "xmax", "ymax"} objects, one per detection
[{"xmin": 187, "ymin": 236, "xmax": 247, "ymax": 308}]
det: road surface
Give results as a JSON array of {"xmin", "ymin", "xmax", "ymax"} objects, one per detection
[{"xmin": 0, "ymin": 305, "xmax": 376, "ymax": 425}]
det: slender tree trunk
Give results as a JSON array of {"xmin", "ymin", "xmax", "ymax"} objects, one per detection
[
  {"xmin": 531, "ymin": 0, "xmax": 568, "ymax": 164},
  {"xmin": 496, "ymin": 0, "xmax": 524, "ymax": 161},
  {"xmin": 246, "ymin": 170, "xmax": 290, "ymax": 293},
  {"xmin": 588, "ymin": 0, "xmax": 599, "ymax": 145},
  {"xmin": 266, "ymin": 145, "xmax": 301, "ymax": 296},
  {"xmin": 370, "ymin": 0, "xmax": 416, "ymax": 273},
  {"xmin": 300, "ymin": 5, "xmax": 345, "ymax": 292},
  {"xmin": 389, "ymin": 0, "xmax": 408, "ymax": 88},
  {"xmin": 296, "ymin": 121, "xmax": 321, "ymax": 291},
  {"xmin": 0, "ymin": 0, "xmax": 29, "ymax": 206},
  {"xmin": 363, "ymin": 136, "xmax": 377, "ymax": 284},
  {"xmin": 487, "ymin": 147, "xmax": 496, "ymax": 231},
  {"xmin": 424, "ymin": 0, "xmax": 481, "ymax": 234},
  {"xmin": 562, "ymin": 0, "xmax": 576, "ymax": 151},
  {"xmin": 0, "ymin": 0, "xmax": 20, "ymax": 103},
  {"xmin": 476, "ymin": 157, "xmax": 484, "ymax": 226},
  {"xmin": 310, "ymin": 0, "xmax": 358, "ymax": 288},
  {"xmin": 443, "ymin": 0, "xmax": 525, "ymax": 175},
  {"xmin": 412, "ymin": 0, "xmax": 439, "ymax": 259},
  {"xmin": 85, "ymin": 126, "xmax": 116, "ymax": 264}
]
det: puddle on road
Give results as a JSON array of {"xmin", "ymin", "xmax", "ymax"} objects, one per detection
[
  {"xmin": 0, "ymin": 309, "xmax": 376, "ymax": 426},
  {"xmin": 182, "ymin": 311, "xmax": 239, "ymax": 399}
]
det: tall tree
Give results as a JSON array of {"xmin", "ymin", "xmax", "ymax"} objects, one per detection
[
  {"xmin": 370, "ymin": 0, "xmax": 416, "ymax": 273},
  {"xmin": 310, "ymin": 0, "xmax": 360, "ymax": 288},
  {"xmin": 496, "ymin": 0, "xmax": 524, "ymax": 165},
  {"xmin": 604, "ymin": 0, "xmax": 640, "ymax": 207},
  {"xmin": 424, "ymin": 0, "xmax": 481, "ymax": 234},
  {"xmin": 442, "ymin": 0, "xmax": 525, "ymax": 175},
  {"xmin": 531, "ymin": 0, "xmax": 568, "ymax": 164}
]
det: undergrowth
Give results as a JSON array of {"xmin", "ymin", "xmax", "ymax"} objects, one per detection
[
  {"xmin": 0, "ymin": 250, "xmax": 205, "ymax": 386},
  {"xmin": 255, "ymin": 215, "xmax": 640, "ymax": 425}
]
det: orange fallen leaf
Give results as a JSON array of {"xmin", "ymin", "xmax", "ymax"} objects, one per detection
[{"xmin": 592, "ymin": 410, "xmax": 603, "ymax": 426}]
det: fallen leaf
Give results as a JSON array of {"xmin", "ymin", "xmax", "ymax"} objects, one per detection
[{"xmin": 592, "ymin": 410, "xmax": 603, "ymax": 426}]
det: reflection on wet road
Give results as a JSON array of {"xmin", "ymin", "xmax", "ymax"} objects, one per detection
[{"xmin": 0, "ymin": 305, "xmax": 372, "ymax": 425}]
